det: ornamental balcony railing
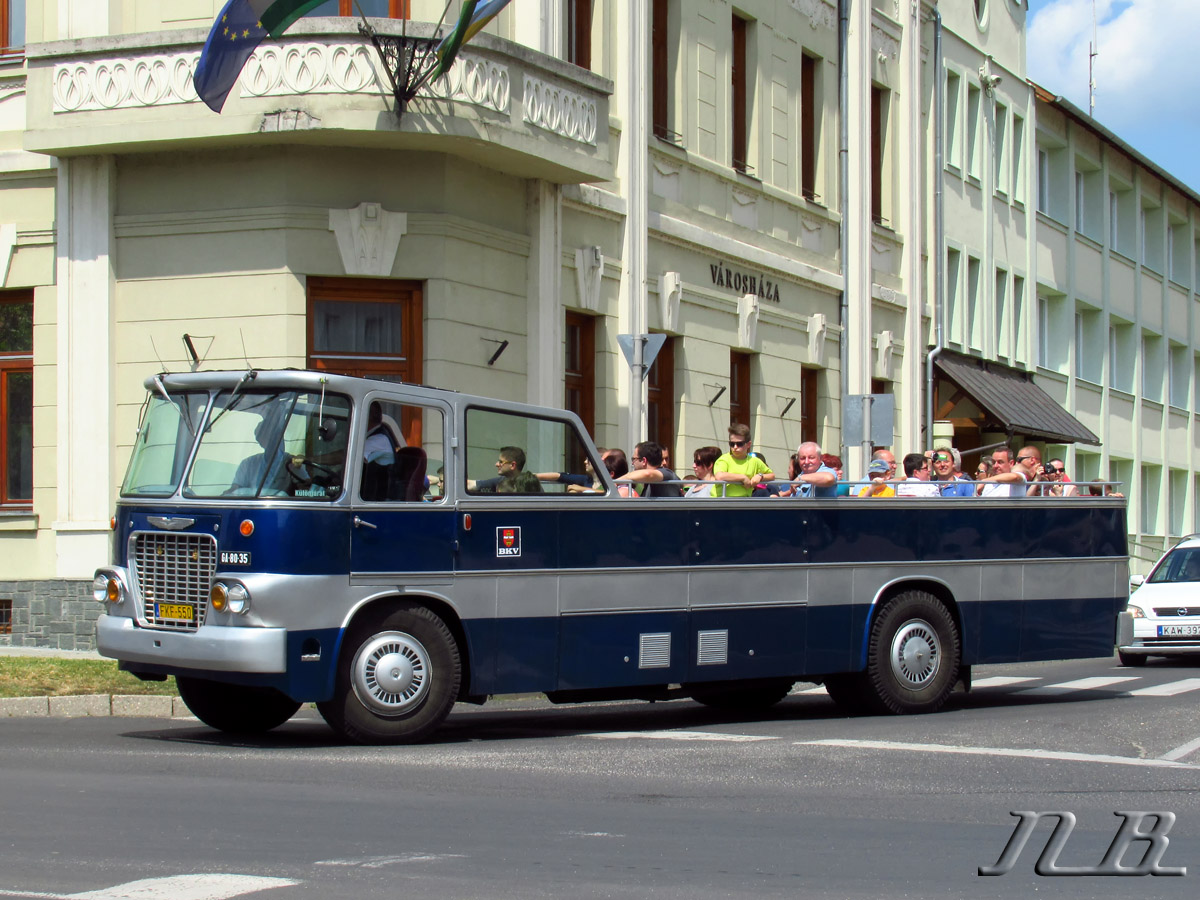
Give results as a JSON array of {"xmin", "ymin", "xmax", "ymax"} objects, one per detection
[{"xmin": 23, "ymin": 19, "xmax": 613, "ymax": 185}]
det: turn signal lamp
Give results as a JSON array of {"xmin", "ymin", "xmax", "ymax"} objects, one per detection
[
  {"xmin": 210, "ymin": 582, "xmax": 228, "ymax": 612},
  {"xmin": 239, "ymin": 519, "xmax": 255, "ymax": 537},
  {"xmin": 94, "ymin": 573, "xmax": 123, "ymax": 605}
]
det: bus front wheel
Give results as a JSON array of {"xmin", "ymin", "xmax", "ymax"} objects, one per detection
[
  {"xmin": 318, "ymin": 604, "xmax": 461, "ymax": 745},
  {"xmin": 176, "ymin": 677, "xmax": 301, "ymax": 734},
  {"xmin": 864, "ymin": 591, "xmax": 960, "ymax": 715}
]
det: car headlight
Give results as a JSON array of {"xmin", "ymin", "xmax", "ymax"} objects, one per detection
[{"xmin": 1126, "ymin": 603, "xmax": 1146, "ymax": 619}]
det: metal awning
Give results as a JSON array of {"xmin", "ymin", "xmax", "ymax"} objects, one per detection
[{"xmin": 933, "ymin": 351, "xmax": 1100, "ymax": 445}]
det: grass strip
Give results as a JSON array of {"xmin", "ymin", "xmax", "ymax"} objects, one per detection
[{"xmin": 0, "ymin": 658, "xmax": 176, "ymax": 698}]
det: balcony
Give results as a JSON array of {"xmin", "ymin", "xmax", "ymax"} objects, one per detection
[{"xmin": 23, "ymin": 19, "xmax": 613, "ymax": 185}]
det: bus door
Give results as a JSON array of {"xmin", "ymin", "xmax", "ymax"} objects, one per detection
[{"xmin": 349, "ymin": 394, "xmax": 457, "ymax": 578}]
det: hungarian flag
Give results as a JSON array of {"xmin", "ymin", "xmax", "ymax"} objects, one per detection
[{"xmin": 193, "ymin": 0, "xmax": 327, "ymax": 112}]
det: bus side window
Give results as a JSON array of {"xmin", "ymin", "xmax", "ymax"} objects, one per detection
[
  {"xmin": 464, "ymin": 407, "xmax": 599, "ymax": 496},
  {"xmin": 359, "ymin": 399, "xmax": 445, "ymax": 503}
]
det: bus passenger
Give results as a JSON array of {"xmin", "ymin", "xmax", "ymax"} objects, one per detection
[
  {"xmin": 931, "ymin": 450, "xmax": 974, "ymax": 497},
  {"xmin": 790, "ymin": 442, "xmax": 838, "ymax": 498},
  {"xmin": 978, "ymin": 446, "xmax": 1038, "ymax": 497},
  {"xmin": 711, "ymin": 424, "xmax": 773, "ymax": 498},
  {"xmin": 857, "ymin": 458, "xmax": 895, "ymax": 497},
  {"xmin": 896, "ymin": 453, "xmax": 939, "ymax": 497},
  {"xmin": 685, "ymin": 446, "xmax": 722, "ymax": 497},
  {"xmin": 618, "ymin": 441, "xmax": 683, "ymax": 497},
  {"xmin": 469, "ymin": 446, "xmax": 541, "ymax": 493},
  {"xmin": 602, "ymin": 448, "xmax": 638, "ymax": 498}
]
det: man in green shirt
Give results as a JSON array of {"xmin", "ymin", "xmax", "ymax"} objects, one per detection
[{"xmin": 712, "ymin": 423, "xmax": 774, "ymax": 498}]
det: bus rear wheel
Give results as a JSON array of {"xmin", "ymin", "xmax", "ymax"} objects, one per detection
[
  {"xmin": 863, "ymin": 591, "xmax": 960, "ymax": 715},
  {"xmin": 318, "ymin": 604, "xmax": 461, "ymax": 745},
  {"xmin": 176, "ymin": 677, "xmax": 301, "ymax": 734}
]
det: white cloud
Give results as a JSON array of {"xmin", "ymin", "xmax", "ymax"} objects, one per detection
[{"xmin": 1028, "ymin": 0, "xmax": 1200, "ymax": 190}]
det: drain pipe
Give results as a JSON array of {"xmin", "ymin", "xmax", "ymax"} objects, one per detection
[
  {"xmin": 924, "ymin": 8, "xmax": 945, "ymax": 445},
  {"xmin": 837, "ymin": 0, "xmax": 850, "ymax": 466}
]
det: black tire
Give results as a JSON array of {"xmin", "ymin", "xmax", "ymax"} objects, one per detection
[
  {"xmin": 822, "ymin": 673, "xmax": 873, "ymax": 714},
  {"xmin": 688, "ymin": 679, "xmax": 794, "ymax": 710},
  {"xmin": 176, "ymin": 677, "xmax": 301, "ymax": 734},
  {"xmin": 318, "ymin": 604, "xmax": 461, "ymax": 745},
  {"xmin": 862, "ymin": 591, "xmax": 960, "ymax": 715},
  {"xmin": 1118, "ymin": 650, "xmax": 1148, "ymax": 667}
]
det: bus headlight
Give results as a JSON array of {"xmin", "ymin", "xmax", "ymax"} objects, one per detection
[
  {"xmin": 210, "ymin": 581, "xmax": 251, "ymax": 615},
  {"xmin": 94, "ymin": 572, "xmax": 123, "ymax": 605},
  {"xmin": 226, "ymin": 583, "xmax": 251, "ymax": 615}
]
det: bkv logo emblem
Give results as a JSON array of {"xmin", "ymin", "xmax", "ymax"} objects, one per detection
[
  {"xmin": 496, "ymin": 526, "xmax": 522, "ymax": 558},
  {"xmin": 979, "ymin": 811, "xmax": 1186, "ymax": 877}
]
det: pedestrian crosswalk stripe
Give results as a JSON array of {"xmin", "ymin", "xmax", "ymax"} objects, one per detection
[
  {"xmin": 1018, "ymin": 676, "xmax": 1140, "ymax": 696},
  {"xmin": 584, "ymin": 730, "xmax": 777, "ymax": 742},
  {"xmin": 0, "ymin": 874, "xmax": 299, "ymax": 900},
  {"xmin": 1127, "ymin": 677, "xmax": 1200, "ymax": 697},
  {"xmin": 969, "ymin": 675, "xmax": 1041, "ymax": 688}
]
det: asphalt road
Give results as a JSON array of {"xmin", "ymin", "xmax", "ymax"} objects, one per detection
[{"xmin": 2, "ymin": 655, "xmax": 1200, "ymax": 900}]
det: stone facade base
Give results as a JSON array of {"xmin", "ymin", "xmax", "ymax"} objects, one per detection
[{"xmin": 0, "ymin": 580, "xmax": 98, "ymax": 651}]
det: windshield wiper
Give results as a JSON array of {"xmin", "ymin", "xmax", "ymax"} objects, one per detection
[
  {"xmin": 206, "ymin": 370, "xmax": 258, "ymax": 431},
  {"xmin": 153, "ymin": 374, "xmax": 196, "ymax": 438}
]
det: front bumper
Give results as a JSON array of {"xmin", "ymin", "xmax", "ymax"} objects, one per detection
[
  {"xmin": 1116, "ymin": 610, "xmax": 1200, "ymax": 657},
  {"xmin": 96, "ymin": 614, "xmax": 287, "ymax": 673}
]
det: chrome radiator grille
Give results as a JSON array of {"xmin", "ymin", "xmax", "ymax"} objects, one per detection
[{"xmin": 131, "ymin": 532, "xmax": 217, "ymax": 630}]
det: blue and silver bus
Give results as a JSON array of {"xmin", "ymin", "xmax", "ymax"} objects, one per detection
[{"xmin": 94, "ymin": 370, "xmax": 1129, "ymax": 743}]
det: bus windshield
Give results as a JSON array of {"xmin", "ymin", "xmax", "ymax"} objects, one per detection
[
  {"xmin": 121, "ymin": 391, "xmax": 209, "ymax": 497},
  {"xmin": 183, "ymin": 389, "xmax": 351, "ymax": 500}
]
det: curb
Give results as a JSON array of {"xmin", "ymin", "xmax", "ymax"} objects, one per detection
[{"xmin": 0, "ymin": 694, "xmax": 189, "ymax": 719}]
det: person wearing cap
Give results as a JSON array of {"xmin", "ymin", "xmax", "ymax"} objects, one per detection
[
  {"xmin": 931, "ymin": 449, "xmax": 974, "ymax": 497},
  {"xmin": 857, "ymin": 458, "xmax": 895, "ymax": 497}
]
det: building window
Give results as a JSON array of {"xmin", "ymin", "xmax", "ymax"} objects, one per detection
[
  {"xmin": 0, "ymin": 290, "xmax": 32, "ymax": 506},
  {"xmin": 966, "ymin": 84, "xmax": 982, "ymax": 181},
  {"xmin": 993, "ymin": 102, "xmax": 1007, "ymax": 195},
  {"xmin": 564, "ymin": 312, "xmax": 595, "ymax": 471},
  {"xmin": 646, "ymin": 337, "xmax": 675, "ymax": 455},
  {"xmin": 1110, "ymin": 178, "xmax": 1134, "ymax": 256},
  {"xmin": 567, "ymin": 0, "xmax": 592, "ymax": 70},
  {"xmin": 1012, "ymin": 274, "xmax": 1025, "ymax": 363},
  {"xmin": 651, "ymin": 0, "xmax": 679, "ymax": 142},
  {"xmin": 966, "ymin": 255, "xmax": 982, "ymax": 351},
  {"xmin": 946, "ymin": 247, "xmax": 962, "ymax": 348},
  {"xmin": 945, "ymin": 70, "xmax": 961, "ymax": 172},
  {"xmin": 1169, "ymin": 469, "xmax": 1187, "ymax": 537},
  {"xmin": 1036, "ymin": 148, "xmax": 1049, "ymax": 212},
  {"xmin": 304, "ymin": 0, "xmax": 409, "ymax": 17},
  {"xmin": 1169, "ymin": 342, "xmax": 1189, "ymax": 408},
  {"xmin": 1074, "ymin": 158, "xmax": 1103, "ymax": 240},
  {"xmin": 1, "ymin": 0, "xmax": 24, "ymax": 57},
  {"xmin": 1074, "ymin": 305, "xmax": 1102, "ymax": 383},
  {"xmin": 1109, "ymin": 319, "xmax": 1135, "ymax": 393},
  {"xmin": 307, "ymin": 278, "xmax": 423, "ymax": 440},
  {"xmin": 1168, "ymin": 216, "xmax": 1188, "ymax": 284},
  {"xmin": 0, "ymin": 597, "xmax": 9, "ymax": 634},
  {"xmin": 1142, "ymin": 332, "xmax": 1164, "ymax": 403},
  {"xmin": 1011, "ymin": 114, "xmax": 1025, "ymax": 199},
  {"xmin": 730, "ymin": 351, "xmax": 751, "ymax": 427},
  {"xmin": 731, "ymin": 14, "xmax": 750, "ymax": 173},
  {"xmin": 801, "ymin": 366, "xmax": 820, "ymax": 445},
  {"xmin": 1141, "ymin": 197, "xmax": 1164, "ymax": 272},
  {"xmin": 994, "ymin": 268, "xmax": 1008, "ymax": 359},
  {"xmin": 871, "ymin": 85, "xmax": 889, "ymax": 224},
  {"xmin": 1141, "ymin": 464, "xmax": 1162, "ymax": 535},
  {"xmin": 801, "ymin": 53, "xmax": 819, "ymax": 199}
]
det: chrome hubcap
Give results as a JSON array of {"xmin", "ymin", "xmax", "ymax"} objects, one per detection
[
  {"xmin": 890, "ymin": 619, "xmax": 940, "ymax": 688},
  {"xmin": 351, "ymin": 631, "xmax": 430, "ymax": 715}
]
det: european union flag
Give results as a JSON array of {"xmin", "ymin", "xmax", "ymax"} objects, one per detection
[{"xmin": 193, "ymin": 0, "xmax": 269, "ymax": 113}]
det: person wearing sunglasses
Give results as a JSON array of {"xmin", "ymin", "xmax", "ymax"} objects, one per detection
[
  {"xmin": 712, "ymin": 423, "xmax": 774, "ymax": 498},
  {"xmin": 978, "ymin": 446, "xmax": 1041, "ymax": 497},
  {"xmin": 1042, "ymin": 458, "xmax": 1078, "ymax": 497},
  {"xmin": 930, "ymin": 449, "xmax": 973, "ymax": 497}
]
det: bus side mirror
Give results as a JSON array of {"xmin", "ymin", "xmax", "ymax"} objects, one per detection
[{"xmin": 318, "ymin": 420, "xmax": 338, "ymax": 442}]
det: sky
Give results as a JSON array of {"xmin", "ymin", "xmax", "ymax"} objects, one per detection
[{"xmin": 1026, "ymin": 0, "xmax": 1200, "ymax": 194}]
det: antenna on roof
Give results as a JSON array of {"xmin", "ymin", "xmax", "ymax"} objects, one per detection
[
  {"xmin": 1088, "ymin": 0, "xmax": 1098, "ymax": 116},
  {"xmin": 149, "ymin": 334, "xmax": 168, "ymax": 373},
  {"xmin": 239, "ymin": 329, "xmax": 254, "ymax": 370}
]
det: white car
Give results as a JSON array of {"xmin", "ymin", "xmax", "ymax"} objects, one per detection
[{"xmin": 1117, "ymin": 536, "xmax": 1200, "ymax": 666}]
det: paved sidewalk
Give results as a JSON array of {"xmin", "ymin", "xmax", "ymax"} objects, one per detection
[{"xmin": 0, "ymin": 643, "xmax": 186, "ymax": 719}]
